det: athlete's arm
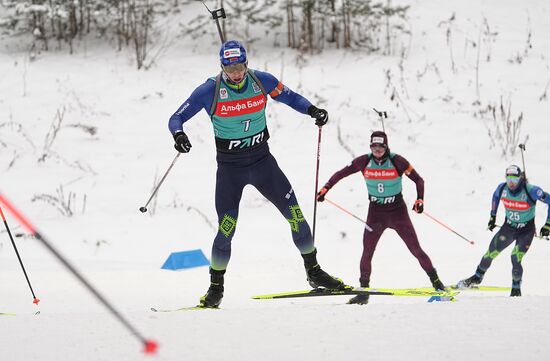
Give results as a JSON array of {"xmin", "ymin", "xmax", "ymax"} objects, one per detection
[
  {"xmin": 324, "ymin": 155, "xmax": 370, "ymax": 190},
  {"xmin": 491, "ymin": 183, "xmax": 506, "ymax": 216},
  {"xmin": 168, "ymin": 79, "xmax": 216, "ymax": 135},
  {"xmin": 253, "ymin": 70, "xmax": 311, "ymax": 114},
  {"xmin": 393, "ymin": 154, "xmax": 424, "ymax": 199},
  {"xmin": 529, "ymin": 185, "xmax": 550, "ymax": 220}
]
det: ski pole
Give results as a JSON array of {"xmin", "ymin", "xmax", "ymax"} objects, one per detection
[
  {"xmin": 201, "ymin": 1, "xmax": 226, "ymax": 43},
  {"xmin": 324, "ymin": 198, "xmax": 373, "ymax": 232},
  {"xmin": 372, "ymin": 108, "xmax": 387, "ymax": 133},
  {"xmin": 423, "ymin": 211, "xmax": 475, "ymax": 245},
  {"xmin": 0, "ymin": 193, "xmax": 158, "ymax": 354},
  {"xmin": 312, "ymin": 126, "xmax": 323, "ymax": 243},
  {"xmin": 139, "ymin": 152, "xmax": 180, "ymax": 213},
  {"xmin": 0, "ymin": 206, "xmax": 40, "ymax": 306}
]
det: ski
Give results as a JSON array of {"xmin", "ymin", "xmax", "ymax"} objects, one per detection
[
  {"xmin": 252, "ymin": 287, "xmax": 459, "ymax": 300},
  {"xmin": 150, "ymin": 305, "xmax": 218, "ymax": 313},
  {"xmin": 398, "ymin": 285, "xmax": 510, "ymax": 292},
  {"xmin": 0, "ymin": 311, "xmax": 40, "ymax": 316},
  {"xmin": 363, "ymin": 287, "xmax": 460, "ymax": 297},
  {"xmin": 448, "ymin": 285, "xmax": 511, "ymax": 291},
  {"xmin": 252, "ymin": 288, "xmax": 392, "ymax": 300}
]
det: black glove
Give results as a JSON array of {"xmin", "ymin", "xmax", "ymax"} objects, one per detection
[
  {"xmin": 487, "ymin": 215, "xmax": 496, "ymax": 231},
  {"xmin": 173, "ymin": 131, "xmax": 192, "ymax": 153},
  {"xmin": 540, "ymin": 221, "xmax": 550, "ymax": 238},
  {"xmin": 317, "ymin": 186, "xmax": 330, "ymax": 202},
  {"xmin": 412, "ymin": 198, "xmax": 424, "ymax": 214},
  {"xmin": 308, "ymin": 105, "xmax": 328, "ymax": 126}
]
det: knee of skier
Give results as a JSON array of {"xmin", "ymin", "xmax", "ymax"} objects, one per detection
[
  {"xmin": 410, "ymin": 245, "xmax": 427, "ymax": 257},
  {"xmin": 511, "ymin": 255, "xmax": 523, "ymax": 268},
  {"xmin": 213, "ymin": 240, "xmax": 232, "ymax": 254}
]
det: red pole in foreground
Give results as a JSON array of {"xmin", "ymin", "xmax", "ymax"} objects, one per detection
[
  {"xmin": 0, "ymin": 206, "xmax": 40, "ymax": 305},
  {"xmin": 423, "ymin": 211, "xmax": 475, "ymax": 245},
  {"xmin": 0, "ymin": 193, "xmax": 158, "ymax": 354}
]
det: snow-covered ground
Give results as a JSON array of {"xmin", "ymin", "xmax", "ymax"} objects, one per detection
[{"xmin": 1, "ymin": 1, "xmax": 550, "ymax": 360}]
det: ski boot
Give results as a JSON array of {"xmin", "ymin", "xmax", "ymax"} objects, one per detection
[
  {"xmin": 510, "ymin": 280, "xmax": 521, "ymax": 297},
  {"xmin": 302, "ymin": 249, "xmax": 346, "ymax": 290},
  {"xmin": 427, "ymin": 269, "xmax": 446, "ymax": 291},
  {"xmin": 348, "ymin": 294, "xmax": 369, "ymax": 305},
  {"xmin": 348, "ymin": 281, "xmax": 370, "ymax": 305},
  {"xmin": 456, "ymin": 273, "xmax": 482, "ymax": 289},
  {"xmin": 510, "ymin": 288, "xmax": 521, "ymax": 297},
  {"xmin": 199, "ymin": 268, "xmax": 225, "ymax": 308}
]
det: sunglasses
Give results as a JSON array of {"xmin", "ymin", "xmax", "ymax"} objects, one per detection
[
  {"xmin": 223, "ymin": 63, "xmax": 247, "ymax": 74},
  {"xmin": 370, "ymin": 144, "xmax": 386, "ymax": 151}
]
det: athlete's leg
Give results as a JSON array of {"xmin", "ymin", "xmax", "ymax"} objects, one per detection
[
  {"xmin": 252, "ymin": 153, "xmax": 344, "ymax": 289},
  {"xmin": 390, "ymin": 205, "xmax": 445, "ymax": 289},
  {"xmin": 210, "ymin": 164, "xmax": 246, "ymax": 271},
  {"xmin": 391, "ymin": 204, "xmax": 435, "ymax": 273},
  {"xmin": 346, "ymin": 211, "xmax": 385, "ymax": 305},
  {"xmin": 359, "ymin": 208, "xmax": 386, "ymax": 286},
  {"xmin": 476, "ymin": 225, "xmax": 516, "ymax": 278},
  {"xmin": 200, "ymin": 163, "xmax": 247, "ymax": 308},
  {"xmin": 510, "ymin": 226, "xmax": 535, "ymax": 293},
  {"xmin": 458, "ymin": 227, "xmax": 515, "ymax": 289},
  {"xmin": 252, "ymin": 153, "xmax": 314, "ymax": 254},
  {"xmin": 458, "ymin": 227, "xmax": 515, "ymax": 288}
]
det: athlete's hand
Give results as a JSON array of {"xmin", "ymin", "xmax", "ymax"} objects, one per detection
[
  {"xmin": 317, "ymin": 187, "xmax": 329, "ymax": 202},
  {"xmin": 540, "ymin": 221, "xmax": 550, "ymax": 238},
  {"xmin": 412, "ymin": 199, "xmax": 424, "ymax": 214},
  {"xmin": 174, "ymin": 131, "xmax": 192, "ymax": 153},
  {"xmin": 487, "ymin": 215, "xmax": 497, "ymax": 231},
  {"xmin": 308, "ymin": 105, "xmax": 328, "ymax": 126}
]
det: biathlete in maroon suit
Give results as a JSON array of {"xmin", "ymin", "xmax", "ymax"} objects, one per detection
[{"xmin": 317, "ymin": 131, "xmax": 445, "ymax": 305}]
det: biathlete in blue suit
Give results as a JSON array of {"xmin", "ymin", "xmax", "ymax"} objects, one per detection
[
  {"xmin": 168, "ymin": 40, "xmax": 346, "ymax": 308},
  {"xmin": 458, "ymin": 165, "xmax": 550, "ymax": 296}
]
